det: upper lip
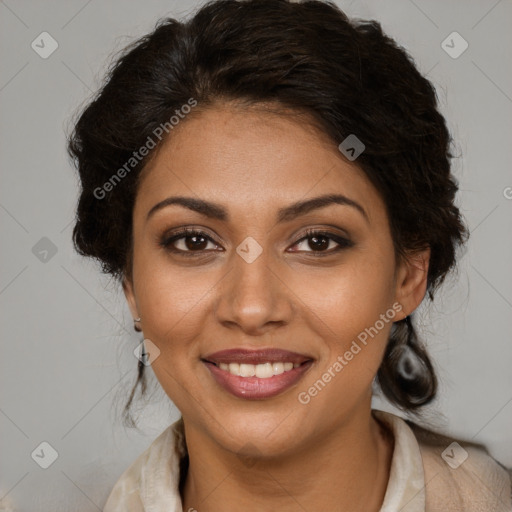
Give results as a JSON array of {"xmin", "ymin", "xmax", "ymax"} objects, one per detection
[{"xmin": 202, "ymin": 348, "xmax": 313, "ymax": 365}]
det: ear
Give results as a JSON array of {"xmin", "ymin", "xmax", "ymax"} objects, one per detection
[
  {"xmin": 122, "ymin": 276, "xmax": 139, "ymax": 320},
  {"xmin": 394, "ymin": 247, "xmax": 430, "ymax": 320}
]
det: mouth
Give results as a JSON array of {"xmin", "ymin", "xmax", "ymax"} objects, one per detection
[{"xmin": 201, "ymin": 348, "xmax": 314, "ymax": 400}]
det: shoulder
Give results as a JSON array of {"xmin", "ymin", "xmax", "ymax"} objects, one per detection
[
  {"xmin": 103, "ymin": 422, "xmax": 182, "ymax": 512},
  {"xmin": 102, "ymin": 443, "xmax": 151, "ymax": 512},
  {"xmin": 407, "ymin": 419, "xmax": 512, "ymax": 512}
]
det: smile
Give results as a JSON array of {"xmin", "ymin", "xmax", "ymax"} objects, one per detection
[
  {"xmin": 202, "ymin": 348, "xmax": 314, "ymax": 399},
  {"xmin": 216, "ymin": 361, "xmax": 300, "ymax": 378}
]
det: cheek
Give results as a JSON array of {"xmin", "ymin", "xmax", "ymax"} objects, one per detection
[
  {"xmin": 296, "ymin": 248, "xmax": 397, "ymax": 389},
  {"xmin": 130, "ymin": 250, "xmax": 233, "ymax": 406},
  {"xmin": 132, "ymin": 228, "xmax": 214, "ymax": 316},
  {"xmin": 133, "ymin": 262, "xmax": 216, "ymax": 409},
  {"xmin": 134, "ymin": 263, "xmax": 214, "ymax": 347},
  {"xmin": 301, "ymin": 247, "xmax": 397, "ymax": 337}
]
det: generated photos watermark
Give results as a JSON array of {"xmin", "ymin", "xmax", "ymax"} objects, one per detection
[
  {"xmin": 297, "ymin": 302, "xmax": 403, "ymax": 405},
  {"xmin": 93, "ymin": 97, "xmax": 198, "ymax": 200}
]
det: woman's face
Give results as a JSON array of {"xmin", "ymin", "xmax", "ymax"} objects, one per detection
[{"xmin": 124, "ymin": 104, "xmax": 427, "ymax": 457}]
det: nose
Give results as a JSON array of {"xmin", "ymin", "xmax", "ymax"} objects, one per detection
[{"xmin": 214, "ymin": 247, "xmax": 294, "ymax": 335}]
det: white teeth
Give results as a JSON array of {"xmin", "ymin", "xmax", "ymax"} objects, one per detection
[
  {"xmin": 239, "ymin": 363, "xmax": 256, "ymax": 377},
  {"xmin": 216, "ymin": 361, "xmax": 302, "ymax": 378},
  {"xmin": 273, "ymin": 362, "xmax": 284, "ymax": 375},
  {"xmin": 228, "ymin": 362, "xmax": 240, "ymax": 375}
]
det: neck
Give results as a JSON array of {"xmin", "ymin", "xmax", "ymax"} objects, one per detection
[{"xmin": 181, "ymin": 407, "xmax": 394, "ymax": 512}]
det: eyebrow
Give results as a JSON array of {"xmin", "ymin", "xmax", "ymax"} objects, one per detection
[{"xmin": 146, "ymin": 193, "xmax": 369, "ymax": 224}]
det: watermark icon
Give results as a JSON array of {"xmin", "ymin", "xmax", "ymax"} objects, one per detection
[
  {"xmin": 441, "ymin": 32, "xmax": 468, "ymax": 59},
  {"xmin": 441, "ymin": 442, "xmax": 468, "ymax": 469},
  {"xmin": 133, "ymin": 339, "xmax": 161, "ymax": 366},
  {"xmin": 236, "ymin": 441, "xmax": 262, "ymax": 468},
  {"xmin": 32, "ymin": 237, "xmax": 58, "ymax": 263},
  {"xmin": 338, "ymin": 134, "xmax": 365, "ymax": 161},
  {"xmin": 503, "ymin": 187, "xmax": 512, "ymax": 200},
  {"xmin": 298, "ymin": 302, "xmax": 402, "ymax": 404},
  {"xmin": 31, "ymin": 32, "xmax": 59, "ymax": 59},
  {"xmin": 93, "ymin": 98, "xmax": 198, "ymax": 200},
  {"xmin": 31, "ymin": 441, "xmax": 59, "ymax": 469},
  {"xmin": 236, "ymin": 236, "xmax": 263, "ymax": 263}
]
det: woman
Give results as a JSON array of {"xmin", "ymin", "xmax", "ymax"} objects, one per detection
[{"xmin": 67, "ymin": 0, "xmax": 512, "ymax": 510}]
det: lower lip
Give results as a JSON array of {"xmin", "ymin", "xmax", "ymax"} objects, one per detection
[{"xmin": 203, "ymin": 360, "xmax": 313, "ymax": 400}]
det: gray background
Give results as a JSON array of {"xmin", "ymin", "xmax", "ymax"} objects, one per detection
[{"xmin": 1, "ymin": 0, "xmax": 511, "ymax": 510}]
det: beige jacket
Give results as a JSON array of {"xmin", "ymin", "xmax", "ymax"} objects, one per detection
[{"xmin": 103, "ymin": 410, "xmax": 512, "ymax": 511}]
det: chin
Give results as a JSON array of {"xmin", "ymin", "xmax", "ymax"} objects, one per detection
[{"xmin": 208, "ymin": 408, "xmax": 307, "ymax": 458}]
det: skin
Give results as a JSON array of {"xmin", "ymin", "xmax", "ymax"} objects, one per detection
[{"xmin": 123, "ymin": 103, "xmax": 430, "ymax": 512}]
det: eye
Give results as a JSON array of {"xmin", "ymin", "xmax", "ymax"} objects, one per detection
[
  {"xmin": 289, "ymin": 229, "xmax": 353, "ymax": 254},
  {"xmin": 159, "ymin": 228, "xmax": 221, "ymax": 255},
  {"xmin": 159, "ymin": 227, "xmax": 353, "ymax": 257}
]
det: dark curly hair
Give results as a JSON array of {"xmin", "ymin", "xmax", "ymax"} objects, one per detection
[{"xmin": 67, "ymin": 0, "xmax": 468, "ymax": 425}]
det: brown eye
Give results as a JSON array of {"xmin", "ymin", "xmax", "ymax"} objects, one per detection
[
  {"xmin": 180, "ymin": 233, "xmax": 209, "ymax": 251},
  {"xmin": 160, "ymin": 229, "xmax": 220, "ymax": 254},
  {"xmin": 290, "ymin": 230, "xmax": 353, "ymax": 254},
  {"xmin": 305, "ymin": 234, "xmax": 331, "ymax": 251}
]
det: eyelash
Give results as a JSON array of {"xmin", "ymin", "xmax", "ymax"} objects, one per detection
[{"xmin": 159, "ymin": 228, "xmax": 354, "ymax": 257}]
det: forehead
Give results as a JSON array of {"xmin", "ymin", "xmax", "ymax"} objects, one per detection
[{"xmin": 135, "ymin": 105, "xmax": 384, "ymax": 222}]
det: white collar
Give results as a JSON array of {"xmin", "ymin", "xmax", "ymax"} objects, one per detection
[
  {"xmin": 105, "ymin": 409, "xmax": 427, "ymax": 511},
  {"xmin": 373, "ymin": 410, "xmax": 425, "ymax": 511}
]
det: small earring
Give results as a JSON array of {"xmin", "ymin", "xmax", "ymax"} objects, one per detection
[{"xmin": 134, "ymin": 317, "xmax": 142, "ymax": 333}]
